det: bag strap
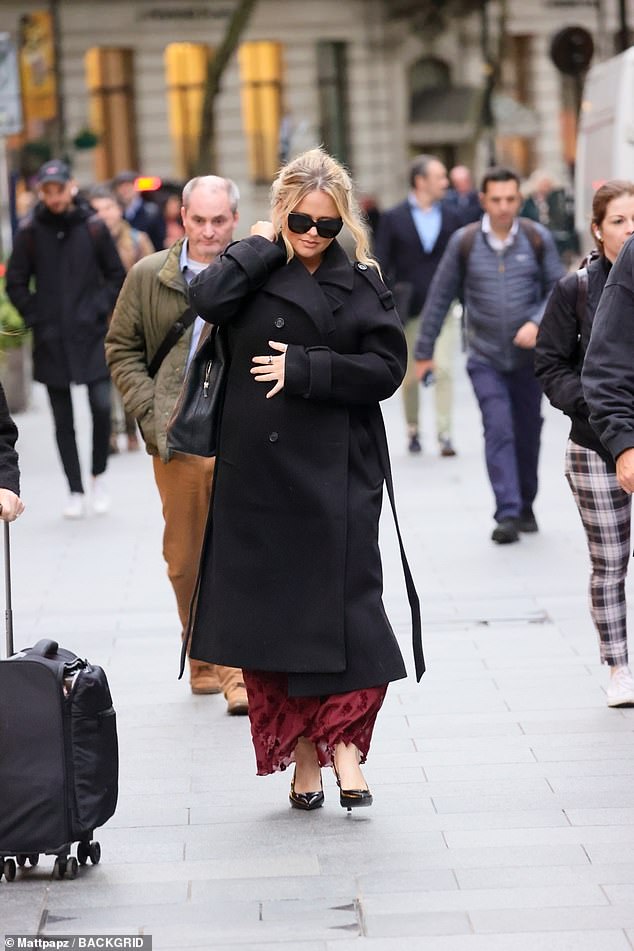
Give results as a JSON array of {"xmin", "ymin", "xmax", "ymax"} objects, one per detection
[
  {"xmin": 369, "ymin": 411, "xmax": 425, "ymax": 682},
  {"xmin": 517, "ymin": 218, "xmax": 544, "ymax": 266},
  {"xmin": 148, "ymin": 307, "xmax": 196, "ymax": 379},
  {"xmin": 458, "ymin": 221, "xmax": 480, "ymax": 291},
  {"xmin": 575, "ymin": 265, "xmax": 588, "ymax": 327}
]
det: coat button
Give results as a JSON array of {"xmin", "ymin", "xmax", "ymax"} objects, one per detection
[
  {"xmin": 269, "ymin": 432, "xmax": 279, "ymax": 443},
  {"xmin": 357, "ymin": 263, "xmax": 368, "ymax": 270},
  {"xmin": 274, "ymin": 317, "xmax": 285, "ymax": 328}
]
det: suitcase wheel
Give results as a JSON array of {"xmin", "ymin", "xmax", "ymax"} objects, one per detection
[
  {"xmin": 77, "ymin": 840, "xmax": 101, "ymax": 866},
  {"xmin": 16, "ymin": 853, "xmax": 39, "ymax": 869},
  {"xmin": 2, "ymin": 858, "xmax": 16, "ymax": 882},
  {"xmin": 53, "ymin": 856, "xmax": 77, "ymax": 880}
]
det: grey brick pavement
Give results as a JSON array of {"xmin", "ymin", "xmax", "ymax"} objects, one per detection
[{"xmin": 1, "ymin": 364, "xmax": 634, "ymax": 951}]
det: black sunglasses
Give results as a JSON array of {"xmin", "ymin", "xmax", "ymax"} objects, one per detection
[{"xmin": 287, "ymin": 212, "xmax": 343, "ymax": 239}]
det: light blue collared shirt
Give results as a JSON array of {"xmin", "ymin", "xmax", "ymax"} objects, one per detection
[
  {"xmin": 408, "ymin": 193, "xmax": 442, "ymax": 253},
  {"xmin": 180, "ymin": 240, "xmax": 208, "ymax": 371}
]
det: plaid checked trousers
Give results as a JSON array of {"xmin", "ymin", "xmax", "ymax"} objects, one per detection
[{"xmin": 565, "ymin": 440, "xmax": 631, "ymax": 666}]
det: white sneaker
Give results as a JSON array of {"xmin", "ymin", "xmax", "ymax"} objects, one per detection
[
  {"xmin": 63, "ymin": 492, "xmax": 86, "ymax": 520},
  {"xmin": 607, "ymin": 664, "xmax": 634, "ymax": 707},
  {"xmin": 92, "ymin": 476, "xmax": 110, "ymax": 515}
]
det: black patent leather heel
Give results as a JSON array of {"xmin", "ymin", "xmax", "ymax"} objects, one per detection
[
  {"xmin": 289, "ymin": 770, "xmax": 324, "ymax": 811},
  {"xmin": 332, "ymin": 763, "xmax": 373, "ymax": 812}
]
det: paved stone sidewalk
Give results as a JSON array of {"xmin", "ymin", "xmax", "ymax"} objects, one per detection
[{"xmin": 2, "ymin": 371, "xmax": 634, "ymax": 950}]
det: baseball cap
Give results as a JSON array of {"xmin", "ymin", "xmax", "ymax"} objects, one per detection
[{"xmin": 37, "ymin": 159, "xmax": 71, "ymax": 185}]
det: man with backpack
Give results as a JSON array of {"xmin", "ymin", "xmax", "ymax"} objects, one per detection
[
  {"xmin": 415, "ymin": 167, "xmax": 565, "ymax": 544},
  {"xmin": 6, "ymin": 160, "xmax": 126, "ymax": 520}
]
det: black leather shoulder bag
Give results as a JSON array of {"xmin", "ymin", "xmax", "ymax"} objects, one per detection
[{"xmin": 166, "ymin": 323, "xmax": 228, "ymax": 458}]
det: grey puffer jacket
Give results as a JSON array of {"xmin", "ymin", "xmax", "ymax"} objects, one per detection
[{"xmin": 415, "ymin": 219, "xmax": 565, "ymax": 372}]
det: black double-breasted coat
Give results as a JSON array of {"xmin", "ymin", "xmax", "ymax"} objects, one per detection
[
  {"xmin": 6, "ymin": 201, "xmax": 126, "ymax": 388},
  {"xmin": 187, "ymin": 235, "xmax": 421, "ymax": 697}
]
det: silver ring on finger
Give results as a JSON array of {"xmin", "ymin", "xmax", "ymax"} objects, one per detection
[{"xmin": 268, "ymin": 354, "xmax": 272, "ymax": 364}]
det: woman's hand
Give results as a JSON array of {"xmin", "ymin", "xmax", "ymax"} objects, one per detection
[
  {"xmin": 250, "ymin": 221, "xmax": 276, "ymax": 241},
  {"xmin": 0, "ymin": 488, "xmax": 24, "ymax": 521},
  {"xmin": 616, "ymin": 448, "xmax": 634, "ymax": 493},
  {"xmin": 251, "ymin": 340, "xmax": 288, "ymax": 398}
]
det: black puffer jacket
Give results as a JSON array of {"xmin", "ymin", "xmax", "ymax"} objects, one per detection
[
  {"xmin": 6, "ymin": 200, "xmax": 125, "ymax": 387},
  {"xmin": 535, "ymin": 253, "xmax": 613, "ymax": 465}
]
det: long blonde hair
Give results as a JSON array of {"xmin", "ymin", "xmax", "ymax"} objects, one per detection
[{"xmin": 270, "ymin": 148, "xmax": 378, "ymax": 271}]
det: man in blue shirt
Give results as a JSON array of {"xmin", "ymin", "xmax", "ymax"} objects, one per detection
[
  {"xmin": 113, "ymin": 170, "xmax": 166, "ymax": 251},
  {"xmin": 375, "ymin": 155, "xmax": 462, "ymax": 456}
]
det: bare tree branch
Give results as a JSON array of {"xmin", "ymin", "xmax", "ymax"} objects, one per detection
[{"xmin": 194, "ymin": 0, "xmax": 259, "ymax": 176}]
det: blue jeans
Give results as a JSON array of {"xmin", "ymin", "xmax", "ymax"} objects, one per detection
[{"xmin": 467, "ymin": 355, "xmax": 543, "ymax": 522}]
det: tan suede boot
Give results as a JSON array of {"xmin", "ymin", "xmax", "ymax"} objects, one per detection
[
  {"xmin": 189, "ymin": 659, "xmax": 222, "ymax": 695},
  {"xmin": 217, "ymin": 665, "xmax": 249, "ymax": 715}
]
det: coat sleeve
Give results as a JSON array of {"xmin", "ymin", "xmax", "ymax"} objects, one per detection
[
  {"xmin": 0, "ymin": 383, "xmax": 20, "ymax": 495},
  {"xmin": 189, "ymin": 236, "xmax": 287, "ymax": 323},
  {"xmin": 284, "ymin": 272, "xmax": 407, "ymax": 405},
  {"xmin": 534, "ymin": 273, "xmax": 585, "ymax": 416},
  {"xmin": 5, "ymin": 226, "xmax": 37, "ymax": 325},
  {"xmin": 414, "ymin": 231, "xmax": 463, "ymax": 360},
  {"xmin": 582, "ymin": 241, "xmax": 634, "ymax": 460},
  {"xmin": 105, "ymin": 265, "xmax": 157, "ymax": 444}
]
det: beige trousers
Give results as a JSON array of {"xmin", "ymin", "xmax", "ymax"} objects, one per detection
[{"xmin": 402, "ymin": 310, "xmax": 457, "ymax": 438}]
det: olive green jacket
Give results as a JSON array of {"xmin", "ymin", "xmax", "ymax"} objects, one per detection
[{"xmin": 105, "ymin": 238, "xmax": 192, "ymax": 462}]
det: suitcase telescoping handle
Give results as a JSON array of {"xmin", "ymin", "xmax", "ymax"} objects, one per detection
[
  {"xmin": 4, "ymin": 520, "xmax": 13, "ymax": 658},
  {"xmin": 3, "ymin": 527, "xmax": 61, "ymax": 661}
]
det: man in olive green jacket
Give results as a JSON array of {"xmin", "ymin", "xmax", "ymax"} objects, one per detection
[{"xmin": 106, "ymin": 176, "xmax": 248, "ymax": 713}]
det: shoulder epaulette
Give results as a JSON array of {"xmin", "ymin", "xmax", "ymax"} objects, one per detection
[{"xmin": 353, "ymin": 261, "xmax": 394, "ymax": 310}]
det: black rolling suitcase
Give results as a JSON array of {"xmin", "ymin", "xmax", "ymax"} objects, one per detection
[{"xmin": 0, "ymin": 523, "xmax": 119, "ymax": 881}]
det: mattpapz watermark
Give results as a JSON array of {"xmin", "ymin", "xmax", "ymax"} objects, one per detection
[{"xmin": 4, "ymin": 938, "xmax": 151, "ymax": 950}]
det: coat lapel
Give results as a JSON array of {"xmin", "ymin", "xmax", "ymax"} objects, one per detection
[{"xmin": 263, "ymin": 240, "xmax": 353, "ymax": 338}]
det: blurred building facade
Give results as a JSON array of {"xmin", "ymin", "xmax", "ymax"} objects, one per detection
[{"xmin": 1, "ymin": 0, "xmax": 631, "ymax": 228}]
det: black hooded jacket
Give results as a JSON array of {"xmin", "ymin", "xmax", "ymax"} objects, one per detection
[
  {"xmin": 6, "ymin": 199, "xmax": 125, "ymax": 387},
  {"xmin": 535, "ymin": 253, "xmax": 613, "ymax": 465}
]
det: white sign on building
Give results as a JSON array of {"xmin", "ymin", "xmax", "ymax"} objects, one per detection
[{"xmin": 0, "ymin": 32, "xmax": 22, "ymax": 136}]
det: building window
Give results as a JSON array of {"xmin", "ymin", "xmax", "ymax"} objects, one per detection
[
  {"xmin": 165, "ymin": 43, "xmax": 211, "ymax": 179},
  {"xmin": 85, "ymin": 48, "xmax": 138, "ymax": 181},
  {"xmin": 238, "ymin": 41, "xmax": 283, "ymax": 184},
  {"xmin": 316, "ymin": 41, "xmax": 350, "ymax": 166}
]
